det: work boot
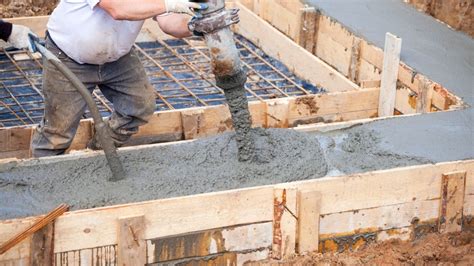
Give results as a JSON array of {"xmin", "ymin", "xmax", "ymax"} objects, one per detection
[
  {"xmin": 87, "ymin": 119, "xmax": 131, "ymax": 150},
  {"xmin": 86, "ymin": 131, "xmax": 102, "ymax": 150}
]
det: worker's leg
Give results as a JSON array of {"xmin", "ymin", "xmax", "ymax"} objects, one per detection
[
  {"xmin": 31, "ymin": 37, "xmax": 99, "ymax": 157},
  {"xmin": 97, "ymin": 48, "xmax": 156, "ymax": 146}
]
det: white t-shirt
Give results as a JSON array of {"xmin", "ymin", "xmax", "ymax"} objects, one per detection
[{"xmin": 47, "ymin": 0, "xmax": 144, "ymax": 65}]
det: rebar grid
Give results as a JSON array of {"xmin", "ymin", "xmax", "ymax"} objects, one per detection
[{"xmin": 0, "ymin": 34, "xmax": 322, "ymax": 127}]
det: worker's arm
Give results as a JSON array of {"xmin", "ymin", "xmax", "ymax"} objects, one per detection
[
  {"xmin": 155, "ymin": 14, "xmax": 193, "ymax": 38},
  {"xmin": 98, "ymin": 0, "xmax": 206, "ymax": 20}
]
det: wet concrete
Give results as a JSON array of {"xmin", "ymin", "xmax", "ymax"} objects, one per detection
[
  {"xmin": 304, "ymin": 0, "xmax": 473, "ymax": 162},
  {"xmin": 223, "ymin": 84, "xmax": 255, "ymax": 161},
  {"xmin": 1, "ymin": 0, "xmax": 472, "ymax": 221},
  {"xmin": 0, "ymin": 127, "xmax": 431, "ymax": 220}
]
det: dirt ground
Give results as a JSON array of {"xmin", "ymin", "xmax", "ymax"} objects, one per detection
[
  {"xmin": 0, "ymin": 1, "xmax": 57, "ymax": 18},
  {"xmin": 261, "ymin": 231, "xmax": 474, "ymax": 265}
]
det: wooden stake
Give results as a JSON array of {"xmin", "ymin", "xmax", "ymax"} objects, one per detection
[
  {"xmin": 297, "ymin": 190, "xmax": 321, "ymax": 254},
  {"xmin": 272, "ymin": 188, "xmax": 297, "ymax": 260},
  {"xmin": 378, "ymin": 32, "xmax": 402, "ymax": 117},
  {"xmin": 0, "ymin": 204, "xmax": 68, "ymax": 255},
  {"xmin": 439, "ymin": 171, "xmax": 466, "ymax": 233},
  {"xmin": 30, "ymin": 223, "xmax": 54, "ymax": 266},
  {"xmin": 117, "ymin": 215, "xmax": 146, "ymax": 266}
]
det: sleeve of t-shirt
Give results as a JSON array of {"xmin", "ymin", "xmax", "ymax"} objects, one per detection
[
  {"xmin": 0, "ymin": 20, "xmax": 13, "ymax": 42},
  {"xmin": 65, "ymin": 0, "xmax": 99, "ymax": 9},
  {"xmin": 86, "ymin": 0, "xmax": 100, "ymax": 8}
]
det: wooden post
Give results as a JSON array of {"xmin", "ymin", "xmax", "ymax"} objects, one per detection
[
  {"xmin": 30, "ymin": 223, "xmax": 54, "ymax": 266},
  {"xmin": 117, "ymin": 215, "xmax": 146, "ymax": 266},
  {"xmin": 439, "ymin": 171, "xmax": 466, "ymax": 233},
  {"xmin": 378, "ymin": 32, "xmax": 402, "ymax": 117},
  {"xmin": 416, "ymin": 78, "xmax": 434, "ymax": 113},
  {"xmin": 272, "ymin": 188, "xmax": 297, "ymax": 260},
  {"xmin": 298, "ymin": 7, "xmax": 320, "ymax": 54},
  {"xmin": 297, "ymin": 190, "xmax": 321, "ymax": 254}
]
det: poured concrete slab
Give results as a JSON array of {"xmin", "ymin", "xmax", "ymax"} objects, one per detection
[{"xmin": 305, "ymin": 0, "xmax": 473, "ymax": 161}]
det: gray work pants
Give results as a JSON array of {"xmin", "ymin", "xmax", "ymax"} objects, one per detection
[{"xmin": 31, "ymin": 36, "xmax": 156, "ymax": 157}]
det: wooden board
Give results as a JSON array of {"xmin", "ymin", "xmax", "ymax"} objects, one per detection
[
  {"xmin": 272, "ymin": 188, "xmax": 297, "ymax": 259},
  {"xmin": 379, "ymin": 33, "xmax": 402, "ymax": 117},
  {"xmin": 233, "ymin": 2, "xmax": 359, "ymax": 92},
  {"xmin": 117, "ymin": 215, "xmax": 146, "ymax": 266},
  {"xmin": 0, "ymin": 88, "xmax": 380, "ymax": 160},
  {"xmin": 0, "ymin": 159, "xmax": 471, "ymax": 260},
  {"xmin": 438, "ymin": 171, "xmax": 466, "ymax": 233},
  {"xmin": 297, "ymin": 191, "xmax": 321, "ymax": 253}
]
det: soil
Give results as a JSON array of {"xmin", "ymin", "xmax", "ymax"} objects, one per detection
[
  {"xmin": 0, "ymin": 1, "xmax": 57, "ymax": 18},
  {"xmin": 263, "ymin": 231, "xmax": 474, "ymax": 265}
]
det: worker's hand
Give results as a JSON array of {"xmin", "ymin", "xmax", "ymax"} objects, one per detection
[
  {"xmin": 7, "ymin": 24, "xmax": 37, "ymax": 53},
  {"xmin": 188, "ymin": 8, "xmax": 240, "ymax": 36},
  {"xmin": 164, "ymin": 0, "xmax": 208, "ymax": 16}
]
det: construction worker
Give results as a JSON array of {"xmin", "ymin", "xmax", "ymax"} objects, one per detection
[
  {"xmin": 0, "ymin": 21, "xmax": 36, "ymax": 52},
  {"xmin": 30, "ymin": 0, "xmax": 210, "ymax": 157}
]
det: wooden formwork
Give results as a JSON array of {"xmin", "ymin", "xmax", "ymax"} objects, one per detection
[
  {"xmin": 0, "ymin": 158, "xmax": 473, "ymax": 265},
  {"xmin": 239, "ymin": 0, "xmax": 463, "ymax": 114},
  {"xmin": 0, "ymin": 1, "xmax": 463, "ymax": 160}
]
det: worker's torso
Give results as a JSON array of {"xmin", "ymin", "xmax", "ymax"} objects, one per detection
[{"xmin": 47, "ymin": 0, "xmax": 144, "ymax": 65}]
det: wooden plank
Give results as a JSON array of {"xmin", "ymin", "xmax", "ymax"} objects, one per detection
[
  {"xmin": 360, "ymin": 80, "xmax": 381, "ymax": 89},
  {"xmin": 316, "ymin": 31, "xmax": 352, "ymax": 77},
  {"xmin": 297, "ymin": 191, "xmax": 321, "ymax": 254},
  {"xmin": 0, "ymin": 88, "xmax": 381, "ymax": 159},
  {"xmin": 287, "ymin": 88, "xmax": 379, "ymax": 126},
  {"xmin": 378, "ymin": 33, "xmax": 402, "ymax": 117},
  {"xmin": 0, "ymin": 127, "xmax": 32, "ymax": 154},
  {"xmin": 358, "ymin": 59, "xmax": 382, "ymax": 82},
  {"xmin": 299, "ymin": 7, "xmax": 320, "ymax": 54},
  {"xmin": 0, "ymin": 204, "xmax": 67, "ymax": 256},
  {"xmin": 1, "ymin": 160, "xmax": 471, "ymax": 256},
  {"xmin": 464, "ymin": 194, "xmax": 474, "ymax": 216},
  {"xmin": 288, "ymin": 160, "xmax": 474, "ymax": 215},
  {"xmin": 272, "ymin": 188, "xmax": 297, "ymax": 259},
  {"xmin": 234, "ymin": 2, "xmax": 359, "ymax": 92},
  {"xmin": 320, "ymin": 199, "xmax": 439, "ymax": 237},
  {"xmin": 146, "ymin": 222, "xmax": 271, "ymax": 263},
  {"xmin": 68, "ymin": 120, "xmax": 93, "ymax": 151},
  {"xmin": 265, "ymin": 99, "xmax": 289, "ymax": 128},
  {"xmin": 53, "ymin": 187, "xmax": 273, "ymax": 253},
  {"xmin": 395, "ymin": 87, "xmax": 417, "ymax": 115},
  {"xmin": 0, "ymin": 218, "xmax": 35, "ymax": 263},
  {"xmin": 416, "ymin": 78, "xmax": 434, "ymax": 113},
  {"xmin": 30, "ymin": 223, "xmax": 53, "ymax": 266},
  {"xmin": 439, "ymin": 171, "xmax": 466, "ymax": 233},
  {"xmin": 254, "ymin": 0, "xmax": 305, "ymax": 42},
  {"xmin": 349, "ymin": 38, "xmax": 362, "ymax": 83},
  {"xmin": 181, "ymin": 106, "xmax": 232, "ymax": 140},
  {"xmin": 117, "ymin": 215, "xmax": 146, "ymax": 266},
  {"xmin": 132, "ymin": 111, "xmax": 183, "ymax": 144}
]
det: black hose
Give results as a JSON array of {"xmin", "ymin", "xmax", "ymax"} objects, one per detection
[{"xmin": 35, "ymin": 42, "xmax": 126, "ymax": 181}]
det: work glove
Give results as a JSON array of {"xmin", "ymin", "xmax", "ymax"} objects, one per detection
[
  {"xmin": 188, "ymin": 8, "xmax": 240, "ymax": 36},
  {"xmin": 7, "ymin": 24, "xmax": 37, "ymax": 53},
  {"xmin": 164, "ymin": 0, "xmax": 208, "ymax": 16}
]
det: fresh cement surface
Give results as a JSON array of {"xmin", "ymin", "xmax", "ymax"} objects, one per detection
[
  {"xmin": 0, "ymin": 128, "xmax": 431, "ymax": 220},
  {"xmin": 305, "ymin": 0, "xmax": 473, "ymax": 161},
  {"xmin": 1, "ymin": 1, "xmax": 473, "ymax": 220}
]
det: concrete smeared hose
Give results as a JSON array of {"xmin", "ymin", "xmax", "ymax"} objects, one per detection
[{"xmin": 192, "ymin": 0, "xmax": 256, "ymax": 161}]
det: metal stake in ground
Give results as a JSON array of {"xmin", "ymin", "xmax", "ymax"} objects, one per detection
[
  {"xmin": 32, "ymin": 39, "xmax": 126, "ymax": 182},
  {"xmin": 190, "ymin": 0, "xmax": 256, "ymax": 161}
]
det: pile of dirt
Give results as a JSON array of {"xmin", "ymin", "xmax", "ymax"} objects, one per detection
[
  {"xmin": 266, "ymin": 231, "xmax": 474, "ymax": 265},
  {"xmin": 0, "ymin": 1, "xmax": 57, "ymax": 18}
]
